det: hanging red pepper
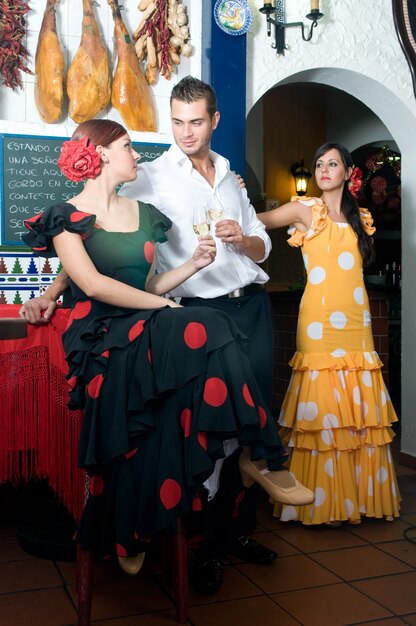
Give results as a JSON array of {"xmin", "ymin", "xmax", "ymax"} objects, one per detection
[{"xmin": 0, "ymin": 0, "xmax": 33, "ymax": 90}]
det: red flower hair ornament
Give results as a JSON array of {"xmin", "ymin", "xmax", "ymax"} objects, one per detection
[
  {"xmin": 57, "ymin": 136, "xmax": 102, "ymax": 182},
  {"xmin": 348, "ymin": 166, "xmax": 363, "ymax": 199}
]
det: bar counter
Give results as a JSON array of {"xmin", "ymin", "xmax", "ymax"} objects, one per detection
[{"xmin": 0, "ymin": 305, "xmax": 83, "ymax": 520}]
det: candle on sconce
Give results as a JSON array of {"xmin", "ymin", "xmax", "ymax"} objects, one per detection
[{"xmin": 310, "ymin": 0, "xmax": 319, "ymax": 10}]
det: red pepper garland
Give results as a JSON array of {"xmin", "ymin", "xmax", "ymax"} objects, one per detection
[
  {"xmin": 133, "ymin": 0, "xmax": 192, "ymax": 84},
  {"xmin": 0, "ymin": 0, "xmax": 33, "ymax": 89}
]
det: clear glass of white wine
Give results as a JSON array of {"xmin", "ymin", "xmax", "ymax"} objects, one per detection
[
  {"xmin": 207, "ymin": 204, "xmax": 225, "ymax": 223},
  {"xmin": 206, "ymin": 195, "xmax": 226, "ymax": 233},
  {"xmin": 192, "ymin": 205, "xmax": 210, "ymax": 237}
]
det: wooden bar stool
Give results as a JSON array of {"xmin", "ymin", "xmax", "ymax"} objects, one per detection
[{"xmin": 76, "ymin": 477, "xmax": 189, "ymax": 625}]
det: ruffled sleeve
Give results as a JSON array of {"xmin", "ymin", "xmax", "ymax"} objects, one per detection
[
  {"xmin": 22, "ymin": 203, "xmax": 96, "ymax": 257},
  {"xmin": 287, "ymin": 196, "xmax": 328, "ymax": 248},
  {"xmin": 359, "ymin": 207, "xmax": 376, "ymax": 236},
  {"xmin": 139, "ymin": 201, "xmax": 172, "ymax": 244}
]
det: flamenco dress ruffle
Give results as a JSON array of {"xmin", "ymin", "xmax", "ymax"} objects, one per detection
[
  {"xmin": 277, "ymin": 349, "xmax": 400, "ymax": 525},
  {"xmin": 24, "ymin": 202, "xmax": 286, "ymax": 557}
]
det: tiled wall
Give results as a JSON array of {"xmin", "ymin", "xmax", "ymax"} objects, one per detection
[
  {"xmin": 0, "ymin": 252, "xmax": 61, "ymax": 304},
  {"xmin": 270, "ymin": 290, "xmax": 390, "ymax": 412}
]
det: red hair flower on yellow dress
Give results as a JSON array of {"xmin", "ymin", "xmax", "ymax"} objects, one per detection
[
  {"xmin": 57, "ymin": 136, "xmax": 102, "ymax": 182},
  {"xmin": 348, "ymin": 166, "xmax": 363, "ymax": 199}
]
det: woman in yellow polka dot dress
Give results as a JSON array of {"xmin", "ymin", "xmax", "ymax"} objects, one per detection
[{"xmin": 259, "ymin": 143, "xmax": 401, "ymax": 525}]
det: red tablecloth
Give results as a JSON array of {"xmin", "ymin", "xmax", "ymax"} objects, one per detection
[{"xmin": 0, "ymin": 305, "xmax": 83, "ymax": 520}]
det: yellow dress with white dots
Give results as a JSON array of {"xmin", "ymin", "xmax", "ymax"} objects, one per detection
[{"xmin": 274, "ymin": 197, "xmax": 401, "ymax": 525}]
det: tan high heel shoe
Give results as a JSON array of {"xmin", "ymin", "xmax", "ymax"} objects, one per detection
[
  {"xmin": 239, "ymin": 447, "xmax": 315, "ymax": 506},
  {"xmin": 118, "ymin": 552, "xmax": 145, "ymax": 575}
]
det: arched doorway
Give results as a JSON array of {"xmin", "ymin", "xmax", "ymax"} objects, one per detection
[{"xmin": 246, "ymin": 68, "xmax": 416, "ymax": 464}]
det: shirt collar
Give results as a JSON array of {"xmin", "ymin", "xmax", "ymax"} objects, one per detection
[{"xmin": 168, "ymin": 143, "xmax": 229, "ymax": 178}]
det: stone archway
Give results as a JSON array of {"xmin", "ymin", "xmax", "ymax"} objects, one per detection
[{"xmin": 249, "ymin": 68, "xmax": 416, "ymax": 463}]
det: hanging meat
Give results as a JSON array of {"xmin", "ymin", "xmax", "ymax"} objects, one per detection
[
  {"xmin": 67, "ymin": 0, "xmax": 111, "ymax": 123},
  {"xmin": 107, "ymin": 0, "xmax": 157, "ymax": 132},
  {"xmin": 34, "ymin": 0, "xmax": 65, "ymax": 123}
]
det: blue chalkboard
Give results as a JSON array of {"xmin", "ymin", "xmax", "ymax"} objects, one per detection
[{"xmin": 0, "ymin": 134, "xmax": 169, "ymax": 245}]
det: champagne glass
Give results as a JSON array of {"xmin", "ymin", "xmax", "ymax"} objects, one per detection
[
  {"xmin": 206, "ymin": 193, "xmax": 226, "ymax": 225},
  {"xmin": 207, "ymin": 196, "xmax": 228, "ymax": 246},
  {"xmin": 192, "ymin": 205, "xmax": 210, "ymax": 237},
  {"xmin": 207, "ymin": 204, "xmax": 225, "ymax": 224}
]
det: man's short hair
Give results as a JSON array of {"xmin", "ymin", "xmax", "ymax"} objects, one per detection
[{"xmin": 170, "ymin": 76, "xmax": 218, "ymax": 118}]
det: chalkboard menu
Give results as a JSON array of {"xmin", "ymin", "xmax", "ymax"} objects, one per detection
[{"xmin": 0, "ymin": 134, "xmax": 169, "ymax": 245}]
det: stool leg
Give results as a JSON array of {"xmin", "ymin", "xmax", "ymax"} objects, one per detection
[
  {"xmin": 160, "ymin": 533, "xmax": 172, "ymax": 584},
  {"xmin": 172, "ymin": 518, "xmax": 188, "ymax": 624},
  {"xmin": 76, "ymin": 545, "xmax": 94, "ymax": 626}
]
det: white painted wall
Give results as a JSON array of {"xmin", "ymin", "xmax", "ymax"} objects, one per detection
[
  {"xmin": 0, "ymin": 1, "xmax": 202, "ymax": 142},
  {"xmin": 325, "ymin": 90, "xmax": 395, "ymax": 152},
  {"xmin": 247, "ymin": 0, "xmax": 416, "ymax": 459}
]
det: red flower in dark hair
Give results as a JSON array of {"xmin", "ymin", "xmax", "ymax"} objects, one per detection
[
  {"xmin": 57, "ymin": 136, "xmax": 102, "ymax": 182},
  {"xmin": 348, "ymin": 166, "xmax": 363, "ymax": 198}
]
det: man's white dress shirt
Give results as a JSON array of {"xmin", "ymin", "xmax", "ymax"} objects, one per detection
[{"xmin": 120, "ymin": 143, "xmax": 271, "ymax": 298}]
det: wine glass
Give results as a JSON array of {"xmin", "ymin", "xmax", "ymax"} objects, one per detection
[
  {"xmin": 206, "ymin": 193, "xmax": 226, "ymax": 226},
  {"xmin": 192, "ymin": 205, "xmax": 210, "ymax": 237},
  {"xmin": 206, "ymin": 196, "xmax": 228, "ymax": 246},
  {"xmin": 206, "ymin": 204, "xmax": 225, "ymax": 224}
]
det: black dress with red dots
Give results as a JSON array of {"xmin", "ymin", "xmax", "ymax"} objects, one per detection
[{"xmin": 23, "ymin": 202, "xmax": 287, "ymax": 558}]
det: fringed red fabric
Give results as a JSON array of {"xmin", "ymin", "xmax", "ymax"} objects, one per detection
[{"xmin": 0, "ymin": 305, "xmax": 84, "ymax": 520}]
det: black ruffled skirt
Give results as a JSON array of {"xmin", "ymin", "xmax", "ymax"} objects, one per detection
[{"xmin": 64, "ymin": 301, "xmax": 285, "ymax": 557}]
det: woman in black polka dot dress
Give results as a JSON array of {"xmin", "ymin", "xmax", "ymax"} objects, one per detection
[{"xmin": 23, "ymin": 120, "xmax": 313, "ymax": 571}]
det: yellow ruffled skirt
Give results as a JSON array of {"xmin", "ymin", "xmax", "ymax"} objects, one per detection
[{"xmin": 274, "ymin": 350, "xmax": 401, "ymax": 524}]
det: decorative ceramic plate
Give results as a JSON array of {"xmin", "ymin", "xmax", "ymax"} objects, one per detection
[{"xmin": 214, "ymin": 0, "xmax": 253, "ymax": 36}]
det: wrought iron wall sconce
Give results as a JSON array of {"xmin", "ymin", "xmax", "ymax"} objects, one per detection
[
  {"xmin": 290, "ymin": 160, "xmax": 312, "ymax": 196},
  {"xmin": 259, "ymin": 0, "xmax": 324, "ymax": 55}
]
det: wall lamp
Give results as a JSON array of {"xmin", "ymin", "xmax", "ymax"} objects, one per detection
[
  {"xmin": 290, "ymin": 160, "xmax": 312, "ymax": 196},
  {"xmin": 259, "ymin": 1, "xmax": 324, "ymax": 55}
]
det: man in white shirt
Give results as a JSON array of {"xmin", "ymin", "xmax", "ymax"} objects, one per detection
[
  {"xmin": 120, "ymin": 76, "xmax": 278, "ymax": 593},
  {"xmin": 20, "ymin": 76, "xmax": 278, "ymax": 593}
]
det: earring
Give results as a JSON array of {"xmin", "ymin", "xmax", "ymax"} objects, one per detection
[{"xmin": 102, "ymin": 155, "xmax": 109, "ymax": 163}]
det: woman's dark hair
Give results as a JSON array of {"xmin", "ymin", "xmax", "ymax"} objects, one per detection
[
  {"xmin": 71, "ymin": 119, "xmax": 127, "ymax": 148},
  {"xmin": 170, "ymin": 75, "xmax": 218, "ymax": 119},
  {"xmin": 312, "ymin": 142, "xmax": 375, "ymax": 267}
]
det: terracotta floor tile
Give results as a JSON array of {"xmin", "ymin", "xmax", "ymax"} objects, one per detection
[
  {"xmin": 401, "ymin": 513, "xmax": 416, "ymax": 526},
  {"xmin": 57, "ymin": 556, "xmax": 123, "ymax": 585},
  {"xmin": 352, "ymin": 571, "xmax": 416, "ymax": 615},
  {"xmin": 275, "ymin": 525, "xmax": 368, "ymax": 553},
  {"xmin": 346, "ymin": 518, "xmax": 411, "ymax": 543},
  {"xmin": 1, "ymin": 465, "xmax": 416, "ymax": 626},
  {"xmin": 272, "ymin": 582, "xmax": 392, "ymax": 626},
  {"xmin": 352, "ymin": 619, "xmax": 408, "ymax": 625},
  {"xmin": 236, "ymin": 553, "xmax": 340, "ymax": 593},
  {"xmin": 310, "ymin": 545, "xmax": 412, "ymax": 580},
  {"xmin": 399, "ymin": 494, "xmax": 416, "ymax": 515},
  {"xmin": 67, "ymin": 573, "xmax": 174, "ymax": 621},
  {"xmin": 0, "ymin": 559, "xmax": 62, "ymax": 593},
  {"xmin": 398, "ymin": 475, "xmax": 416, "ymax": 493},
  {"xmin": 189, "ymin": 596, "xmax": 299, "ymax": 626},
  {"xmin": 256, "ymin": 507, "xmax": 291, "ymax": 531},
  {"xmin": 92, "ymin": 612, "xmax": 191, "ymax": 625},
  {"xmin": 378, "ymin": 539, "xmax": 416, "ymax": 567},
  {"xmin": 0, "ymin": 588, "xmax": 77, "ymax": 626},
  {"xmin": 0, "ymin": 534, "xmax": 35, "ymax": 562},
  {"xmin": 395, "ymin": 463, "xmax": 416, "ymax": 477},
  {"xmin": 187, "ymin": 564, "xmax": 262, "ymax": 605},
  {"xmin": 225, "ymin": 530, "xmax": 300, "ymax": 563}
]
